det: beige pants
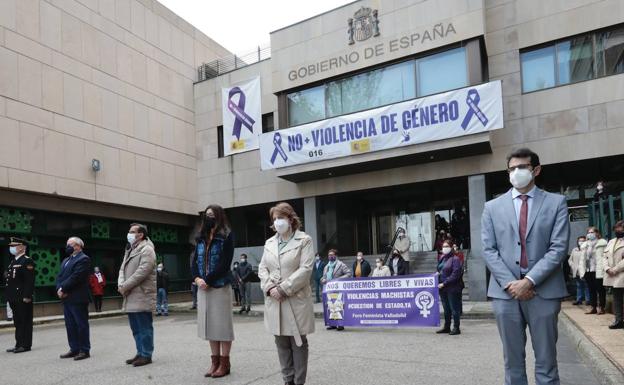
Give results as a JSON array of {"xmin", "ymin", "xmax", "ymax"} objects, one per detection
[{"xmin": 275, "ymin": 335, "xmax": 308, "ymax": 385}]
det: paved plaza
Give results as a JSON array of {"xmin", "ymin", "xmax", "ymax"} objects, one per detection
[{"xmin": 0, "ymin": 313, "xmax": 601, "ymax": 385}]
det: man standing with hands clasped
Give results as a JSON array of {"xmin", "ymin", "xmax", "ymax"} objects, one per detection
[{"xmin": 481, "ymin": 148, "xmax": 570, "ymax": 385}]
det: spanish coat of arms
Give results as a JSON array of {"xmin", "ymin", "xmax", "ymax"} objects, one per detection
[{"xmin": 348, "ymin": 7, "xmax": 380, "ymax": 45}]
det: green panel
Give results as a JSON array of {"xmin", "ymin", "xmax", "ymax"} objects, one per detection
[
  {"xmin": 30, "ymin": 247, "xmax": 61, "ymax": 287},
  {"xmin": 0, "ymin": 207, "xmax": 33, "ymax": 234},
  {"xmin": 23, "ymin": 236, "xmax": 39, "ymax": 246},
  {"xmin": 151, "ymin": 226, "xmax": 178, "ymax": 243},
  {"xmin": 156, "ymin": 253, "xmax": 164, "ymax": 264},
  {"xmin": 91, "ymin": 219, "xmax": 110, "ymax": 239}
]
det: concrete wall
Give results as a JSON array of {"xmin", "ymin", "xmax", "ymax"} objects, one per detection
[
  {"xmin": 0, "ymin": 0, "xmax": 230, "ymax": 215},
  {"xmin": 194, "ymin": 0, "xmax": 624, "ymax": 211}
]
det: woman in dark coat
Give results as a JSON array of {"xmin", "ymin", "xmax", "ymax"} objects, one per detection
[{"xmin": 436, "ymin": 240, "xmax": 464, "ymax": 335}]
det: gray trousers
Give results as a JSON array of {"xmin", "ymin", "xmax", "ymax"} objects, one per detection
[
  {"xmin": 241, "ymin": 282, "xmax": 252, "ymax": 307},
  {"xmin": 492, "ymin": 297, "xmax": 561, "ymax": 385},
  {"xmin": 275, "ymin": 335, "xmax": 308, "ymax": 385}
]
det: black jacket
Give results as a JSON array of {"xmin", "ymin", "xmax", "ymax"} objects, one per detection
[
  {"xmin": 56, "ymin": 251, "xmax": 92, "ymax": 304},
  {"xmin": 388, "ymin": 256, "xmax": 409, "ymax": 276},
  {"xmin": 236, "ymin": 261, "xmax": 253, "ymax": 283},
  {"xmin": 157, "ymin": 269, "xmax": 169, "ymax": 291},
  {"xmin": 352, "ymin": 259, "xmax": 372, "ymax": 278},
  {"xmin": 5, "ymin": 254, "xmax": 36, "ymax": 302}
]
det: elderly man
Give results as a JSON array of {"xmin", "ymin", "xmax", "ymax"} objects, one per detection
[
  {"xmin": 57, "ymin": 237, "xmax": 92, "ymax": 361},
  {"xmin": 5, "ymin": 237, "xmax": 35, "ymax": 353}
]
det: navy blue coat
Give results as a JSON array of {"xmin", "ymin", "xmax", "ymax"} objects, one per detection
[{"xmin": 56, "ymin": 251, "xmax": 92, "ymax": 304}]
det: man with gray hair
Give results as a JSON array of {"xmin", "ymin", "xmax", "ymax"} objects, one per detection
[{"xmin": 56, "ymin": 236, "xmax": 92, "ymax": 361}]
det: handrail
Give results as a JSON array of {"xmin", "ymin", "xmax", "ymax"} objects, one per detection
[
  {"xmin": 196, "ymin": 45, "xmax": 271, "ymax": 82},
  {"xmin": 588, "ymin": 192, "xmax": 624, "ymax": 240}
]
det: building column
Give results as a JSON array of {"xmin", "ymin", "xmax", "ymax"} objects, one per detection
[
  {"xmin": 467, "ymin": 174, "xmax": 488, "ymax": 301},
  {"xmin": 304, "ymin": 197, "xmax": 320, "ymax": 252}
]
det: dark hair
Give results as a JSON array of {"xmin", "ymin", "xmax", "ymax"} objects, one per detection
[
  {"xmin": 199, "ymin": 204, "xmax": 230, "ymax": 237},
  {"xmin": 587, "ymin": 226, "xmax": 602, "ymax": 239},
  {"xmin": 240, "ymin": 253, "xmax": 247, "ymax": 258},
  {"xmin": 577, "ymin": 235, "xmax": 586, "ymax": 242},
  {"xmin": 614, "ymin": 220, "xmax": 624, "ymax": 230},
  {"xmin": 130, "ymin": 223, "xmax": 149, "ymax": 240},
  {"xmin": 328, "ymin": 248, "xmax": 338, "ymax": 256},
  {"xmin": 506, "ymin": 148, "xmax": 540, "ymax": 168}
]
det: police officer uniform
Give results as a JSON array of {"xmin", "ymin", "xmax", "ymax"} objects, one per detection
[{"xmin": 5, "ymin": 237, "xmax": 35, "ymax": 353}]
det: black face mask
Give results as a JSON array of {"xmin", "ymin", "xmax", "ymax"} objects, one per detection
[
  {"xmin": 616, "ymin": 231, "xmax": 624, "ymax": 239},
  {"xmin": 203, "ymin": 217, "xmax": 216, "ymax": 231},
  {"xmin": 65, "ymin": 245, "xmax": 74, "ymax": 256}
]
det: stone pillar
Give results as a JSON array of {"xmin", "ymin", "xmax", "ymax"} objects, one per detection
[
  {"xmin": 467, "ymin": 174, "xmax": 488, "ymax": 301},
  {"xmin": 304, "ymin": 197, "xmax": 320, "ymax": 252}
]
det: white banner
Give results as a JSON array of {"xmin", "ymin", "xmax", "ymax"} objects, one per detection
[
  {"xmin": 222, "ymin": 77, "xmax": 262, "ymax": 156},
  {"xmin": 260, "ymin": 81, "xmax": 503, "ymax": 170}
]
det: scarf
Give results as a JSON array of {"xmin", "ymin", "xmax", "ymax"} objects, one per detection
[
  {"xmin": 95, "ymin": 272, "xmax": 103, "ymax": 283},
  {"xmin": 585, "ymin": 240, "xmax": 596, "ymax": 272},
  {"xmin": 326, "ymin": 261, "xmax": 336, "ymax": 281}
]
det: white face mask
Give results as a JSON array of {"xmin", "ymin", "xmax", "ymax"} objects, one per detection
[
  {"xmin": 356, "ymin": 255, "xmax": 362, "ymax": 260},
  {"xmin": 509, "ymin": 168, "xmax": 533, "ymax": 189},
  {"xmin": 586, "ymin": 233, "xmax": 596, "ymax": 241},
  {"xmin": 442, "ymin": 247, "xmax": 452, "ymax": 255},
  {"xmin": 9, "ymin": 246, "xmax": 18, "ymax": 256},
  {"xmin": 127, "ymin": 233, "xmax": 136, "ymax": 244},
  {"xmin": 376, "ymin": 262, "xmax": 382, "ymax": 268},
  {"xmin": 274, "ymin": 218, "xmax": 290, "ymax": 235}
]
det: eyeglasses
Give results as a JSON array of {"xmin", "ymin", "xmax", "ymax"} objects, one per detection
[{"xmin": 507, "ymin": 163, "xmax": 532, "ymax": 173}]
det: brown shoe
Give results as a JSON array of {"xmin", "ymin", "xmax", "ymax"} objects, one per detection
[
  {"xmin": 60, "ymin": 351, "xmax": 79, "ymax": 359},
  {"xmin": 73, "ymin": 352, "xmax": 90, "ymax": 361},
  {"xmin": 211, "ymin": 356, "xmax": 230, "ymax": 378},
  {"xmin": 598, "ymin": 307, "xmax": 606, "ymax": 315},
  {"xmin": 204, "ymin": 355, "xmax": 220, "ymax": 377},
  {"xmin": 125, "ymin": 355, "xmax": 139, "ymax": 365},
  {"xmin": 132, "ymin": 356, "xmax": 152, "ymax": 367},
  {"xmin": 585, "ymin": 308, "xmax": 597, "ymax": 314}
]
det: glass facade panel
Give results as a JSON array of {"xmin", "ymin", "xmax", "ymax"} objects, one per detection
[
  {"xmin": 287, "ymin": 85, "xmax": 326, "ymax": 126},
  {"xmin": 597, "ymin": 27, "xmax": 624, "ymax": 76},
  {"xmin": 417, "ymin": 47, "xmax": 467, "ymax": 96},
  {"xmin": 556, "ymin": 36, "xmax": 594, "ymax": 84},
  {"xmin": 521, "ymin": 46, "xmax": 556, "ymax": 92}
]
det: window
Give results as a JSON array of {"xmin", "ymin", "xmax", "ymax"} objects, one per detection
[
  {"xmin": 521, "ymin": 24, "xmax": 624, "ymax": 93},
  {"xmin": 285, "ymin": 44, "xmax": 473, "ymax": 127},
  {"xmin": 417, "ymin": 47, "xmax": 467, "ymax": 96},
  {"xmin": 262, "ymin": 113, "xmax": 274, "ymax": 133}
]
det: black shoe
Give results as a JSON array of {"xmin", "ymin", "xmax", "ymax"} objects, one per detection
[
  {"xmin": 572, "ymin": 301, "xmax": 581, "ymax": 305},
  {"xmin": 449, "ymin": 328, "xmax": 461, "ymax": 335},
  {"xmin": 156, "ymin": 313, "xmax": 161, "ymax": 316},
  {"xmin": 13, "ymin": 347, "xmax": 30, "ymax": 353},
  {"xmin": 6, "ymin": 347, "xmax": 16, "ymax": 353},
  {"xmin": 164, "ymin": 313, "xmax": 169, "ymax": 316},
  {"xmin": 6, "ymin": 318, "xmax": 12, "ymax": 322},
  {"xmin": 245, "ymin": 307, "xmax": 250, "ymax": 314},
  {"xmin": 608, "ymin": 321, "xmax": 624, "ymax": 330},
  {"xmin": 436, "ymin": 327, "xmax": 451, "ymax": 334},
  {"xmin": 238, "ymin": 307, "xmax": 245, "ymax": 314},
  {"xmin": 585, "ymin": 308, "xmax": 597, "ymax": 314},
  {"xmin": 60, "ymin": 351, "xmax": 79, "ymax": 359},
  {"xmin": 190, "ymin": 306, "xmax": 196, "ymax": 310},
  {"xmin": 337, "ymin": 326, "xmax": 345, "ymax": 331},
  {"xmin": 326, "ymin": 326, "xmax": 337, "ymax": 330},
  {"xmin": 74, "ymin": 352, "xmax": 90, "ymax": 361},
  {"xmin": 126, "ymin": 355, "xmax": 139, "ymax": 364},
  {"xmin": 133, "ymin": 356, "xmax": 152, "ymax": 367}
]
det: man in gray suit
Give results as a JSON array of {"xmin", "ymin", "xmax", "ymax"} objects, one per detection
[{"xmin": 481, "ymin": 148, "xmax": 569, "ymax": 385}]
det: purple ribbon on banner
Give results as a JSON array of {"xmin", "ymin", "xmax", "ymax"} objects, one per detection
[
  {"xmin": 227, "ymin": 86, "xmax": 255, "ymax": 140},
  {"xmin": 460, "ymin": 89, "xmax": 488, "ymax": 130},
  {"xmin": 270, "ymin": 132, "xmax": 288, "ymax": 164}
]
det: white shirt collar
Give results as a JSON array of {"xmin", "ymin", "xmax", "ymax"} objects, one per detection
[{"xmin": 512, "ymin": 185, "xmax": 537, "ymax": 199}]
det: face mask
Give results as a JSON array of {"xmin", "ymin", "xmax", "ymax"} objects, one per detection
[
  {"xmin": 274, "ymin": 218, "xmax": 290, "ymax": 235},
  {"xmin": 157, "ymin": 267, "xmax": 162, "ymax": 272},
  {"xmin": 356, "ymin": 256, "xmax": 362, "ymax": 261},
  {"xmin": 65, "ymin": 245, "xmax": 75, "ymax": 255},
  {"xmin": 316, "ymin": 256, "xmax": 320, "ymax": 261},
  {"xmin": 94, "ymin": 268, "xmax": 100, "ymax": 273},
  {"xmin": 328, "ymin": 255, "xmax": 336, "ymax": 262},
  {"xmin": 597, "ymin": 184, "xmax": 603, "ymax": 191},
  {"xmin": 203, "ymin": 216, "xmax": 216, "ymax": 230},
  {"xmin": 376, "ymin": 262, "xmax": 382, "ymax": 268},
  {"xmin": 616, "ymin": 231, "xmax": 624, "ymax": 239},
  {"xmin": 586, "ymin": 233, "xmax": 596, "ymax": 241},
  {"xmin": 9, "ymin": 246, "xmax": 18, "ymax": 256},
  {"xmin": 442, "ymin": 247, "xmax": 452, "ymax": 255},
  {"xmin": 509, "ymin": 168, "xmax": 533, "ymax": 189},
  {"xmin": 240, "ymin": 259, "xmax": 246, "ymax": 263},
  {"xmin": 127, "ymin": 233, "xmax": 136, "ymax": 244}
]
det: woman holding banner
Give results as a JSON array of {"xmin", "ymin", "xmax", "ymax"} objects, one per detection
[
  {"xmin": 258, "ymin": 202, "xmax": 315, "ymax": 385},
  {"xmin": 436, "ymin": 240, "xmax": 464, "ymax": 335}
]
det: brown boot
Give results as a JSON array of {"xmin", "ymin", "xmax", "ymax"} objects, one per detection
[
  {"xmin": 598, "ymin": 307, "xmax": 606, "ymax": 315},
  {"xmin": 212, "ymin": 356, "xmax": 231, "ymax": 378},
  {"xmin": 204, "ymin": 355, "xmax": 220, "ymax": 377}
]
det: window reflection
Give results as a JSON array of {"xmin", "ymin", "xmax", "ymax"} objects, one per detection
[
  {"xmin": 417, "ymin": 47, "xmax": 467, "ymax": 96},
  {"xmin": 597, "ymin": 28, "xmax": 624, "ymax": 76},
  {"xmin": 556, "ymin": 36, "xmax": 594, "ymax": 84},
  {"xmin": 287, "ymin": 85, "xmax": 326, "ymax": 126},
  {"xmin": 521, "ymin": 46, "xmax": 556, "ymax": 92}
]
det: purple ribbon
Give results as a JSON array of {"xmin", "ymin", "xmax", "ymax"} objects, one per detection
[
  {"xmin": 460, "ymin": 89, "xmax": 488, "ymax": 130},
  {"xmin": 228, "ymin": 86, "xmax": 255, "ymax": 140},
  {"xmin": 270, "ymin": 132, "xmax": 288, "ymax": 165}
]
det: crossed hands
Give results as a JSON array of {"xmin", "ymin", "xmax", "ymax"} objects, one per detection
[
  {"xmin": 269, "ymin": 287, "xmax": 285, "ymax": 302},
  {"xmin": 505, "ymin": 278, "xmax": 536, "ymax": 301},
  {"xmin": 56, "ymin": 289, "xmax": 68, "ymax": 299}
]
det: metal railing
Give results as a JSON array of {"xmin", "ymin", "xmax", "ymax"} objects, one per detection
[
  {"xmin": 196, "ymin": 45, "xmax": 271, "ymax": 82},
  {"xmin": 588, "ymin": 192, "xmax": 624, "ymax": 239}
]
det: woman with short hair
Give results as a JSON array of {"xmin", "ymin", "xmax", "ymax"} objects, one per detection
[
  {"xmin": 603, "ymin": 220, "xmax": 624, "ymax": 329},
  {"xmin": 372, "ymin": 257, "xmax": 391, "ymax": 277},
  {"xmin": 581, "ymin": 226, "xmax": 608, "ymax": 314},
  {"xmin": 436, "ymin": 240, "xmax": 463, "ymax": 335}
]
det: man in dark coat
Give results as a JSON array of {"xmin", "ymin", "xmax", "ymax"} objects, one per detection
[
  {"xmin": 5, "ymin": 237, "xmax": 35, "ymax": 353},
  {"xmin": 236, "ymin": 254, "xmax": 253, "ymax": 313},
  {"xmin": 388, "ymin": 249, "xmax": 409, "ymax": 276},
  {"xmin": 313, "ymin": 253, "xmax": 326, "ymax": 303},
  {"xmin": 56, "ymin": 237, "xmax": 92, "ymax": 361}
]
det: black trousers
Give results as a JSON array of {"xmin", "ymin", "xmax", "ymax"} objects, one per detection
[
  {"xmin": 9, "ymin": 300, "xmax": 33, "ymax": 349},
  {"xmin": 613, "ymin": 287, "xmax": 624, "ymax": 323},
  {"xmin": 93, "ymin": 295, "xmax": 103, "ymax": 312},
  {"xmin": 585, "ymin": 272, "xmax": 606, "ymax": 308}
]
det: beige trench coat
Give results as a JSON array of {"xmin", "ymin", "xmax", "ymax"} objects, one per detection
[
  {"xmin": 118, "ymin": 239, "xmax": 157, "ymax": 312},
  {"xmin": 568, "ymin": 247, "xmax": 584, "ymax": 278},
  {"xmin": 395, "ymin": 235, "xmax": 411, "ymax": 261},
  {"xmin": 258, "ymin": 230, "xmax": 315, "ymax": 338},
  {"xmin": 603, "ymin": 238, "xmax": 624, "ymax": 288}
]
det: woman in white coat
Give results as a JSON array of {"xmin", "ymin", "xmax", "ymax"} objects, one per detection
[
  {"xmin": 258, "ymin": 202, "xmax": 315, "ymax": 385},
  {"xmin": 580, "ymin": 227, "xmax": 608, "ymax": 314}
]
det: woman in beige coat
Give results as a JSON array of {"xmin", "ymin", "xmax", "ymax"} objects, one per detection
[
  {"xmin": 580, "ymin": 227, "xmax": 608, "ymax": 314},
  {"xmin": 258, "ymin": 202, "xmax": 315, "ymax": 385},
  {"xmin": 603, "ymin": 220, "xmax": 624, "ymax": 329},
  {"xmin": 117, "ymin": 223, "xmax": 157, "ymax": 367}
]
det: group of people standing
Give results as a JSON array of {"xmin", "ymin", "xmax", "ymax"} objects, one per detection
[{"xmin": 569, "ymin": 222, "xmax": 624, "ymax": 329}]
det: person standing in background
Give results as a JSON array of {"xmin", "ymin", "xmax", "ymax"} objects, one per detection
[
  {"xmin": 89, "ymin": 267, "xmax": 106, "ymax": 312},
  {"xmin": 237, "ymin": 254, "xmax": 253, "ymax": 314},
  {"xmin": 568, "ymin": 236, "xmax": 589, "ymax": 306},
  {"xmin": 603, "ymin": 220, "xmax": 624, "ymax": 329},
  {"xmin": 352, "ymin": 251, "xmax": 371, "ymax": 278},
  {"xmin": 313, "ymin": 253, "xmax": 325, "ymax": 303},
  {"xmin": 5, "ymin": 237, "xmax": 35, "ymax": 354},
  {"xmin": 581, "ymin": 227, "xmax": 608, "ymax": 314},
  {"xmin": 156, "ymin": 263, "xmax": 169, "ymax": 316},
  {"xmin": 371, "ymin": 258, "xmax": 391, "ymax": 277},
  {"xmin": 395, "ymin": 230, "xmax": 411, "ymax": 262},
  {"xmin": 231, "ymin": 261, "xmax": 241, "ymax": 307}
]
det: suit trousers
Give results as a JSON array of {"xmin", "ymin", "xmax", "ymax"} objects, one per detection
[
  {"xmin": 9, "ymin": 300, "xmax": 33, "ymax": 349},
  {"xmin": 314, "ymin": 279, "xmax": 322, "ymax": 303},
  {"xmin": 584, "ymin": 272, "xmax": 606, "ymax": 309},
  {"xmin": 492, "ymin": 296, "xmax": 561, "ymax": 385},
  {"xmin": 240, "ymin": 282, "xmax": 252, "ymax": 307},
  {"xmin": 63, "ymin": 303, "xmax": 91, "ymax": 353},
  {"xmin": 275, "ymin": 335, "xmax": 308, "ymax": 385},
  {"xmin": 613, "ymin": 287, "xmax": 624, "ymax": 323}
]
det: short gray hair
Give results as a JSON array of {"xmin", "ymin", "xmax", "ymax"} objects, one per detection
[{"xmin": 67, "ymin": 237, "xmax": 84, "ymax": 248}]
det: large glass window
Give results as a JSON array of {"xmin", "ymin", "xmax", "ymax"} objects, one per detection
[
  {"xmin": 287, "ymin": 85, "xmax": 325, "ymax": 126},
  {"xmin": 521, "ymin": 24, "xmax": 624, "ymax": 93},
  {"xmin": 417, "ymin": 47, "xmax": 467, "ymax": 96}
]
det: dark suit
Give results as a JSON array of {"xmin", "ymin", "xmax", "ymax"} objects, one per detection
[
  {"xmin": 388, "ymin": 256, "xmax": 409, "ymax": 276},
  {"xmin": 6, "ymin": 254, "xmax": 35, "ymax": 349},
  {"xmin": 313, "ymin": 259, "xmax": 326, "ymax": 302},
  {"xmin": 56, "ymin": 251, "xmax": 92, "ymax": 354}
]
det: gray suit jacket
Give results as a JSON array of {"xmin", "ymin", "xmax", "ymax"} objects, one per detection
[{"xmin": 481, "ymin": 188, "xmax": 570, "ymax": 299}]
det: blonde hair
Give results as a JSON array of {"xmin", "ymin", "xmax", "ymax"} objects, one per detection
[{"xmin": 269, "ymin": 202, "xmax": 301, "ymax": 231}]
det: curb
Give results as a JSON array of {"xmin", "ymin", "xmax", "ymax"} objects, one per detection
[{"xmin": 560, "ymin": 312, "xmax": 624, "ymax": 385}]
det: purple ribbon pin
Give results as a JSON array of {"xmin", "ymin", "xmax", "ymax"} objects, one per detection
[
  {"xmin": 228, "ymin": 86, "xmax": 255, "ymax": 140},
  {"xmin": 270, "ymin": 132, "xmax": 288, "ymax": 165},
  {"xmin": 460, "ymin": 89, "xmax": 488, "ymax": 130}
]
